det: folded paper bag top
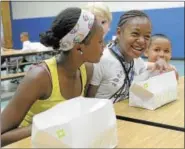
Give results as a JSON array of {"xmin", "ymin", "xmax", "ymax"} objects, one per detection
[
  {"xmin": 129, "ymin": 71, "xmax": 178, "ymax": 110},
  {"xmin": 31, "ymin": 97, "xmax": 118, "ymax": 148}
]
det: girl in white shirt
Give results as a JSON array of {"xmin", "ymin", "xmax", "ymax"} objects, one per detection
[{"xmin": 87, "ymin": 10, "xmax": 169, "ymax": 103}]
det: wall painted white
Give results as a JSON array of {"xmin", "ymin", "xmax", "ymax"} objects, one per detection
[
  {"xmin": 11, "ymin": 1, "xmax": 184, "ymax": 20},
  {"xmin": 11, "ymin": 2, "xmax": 87, "ymax": 19}
]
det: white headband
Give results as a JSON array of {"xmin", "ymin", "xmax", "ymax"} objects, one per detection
[{"xmin": 59, "ymin": 9, "xmax": 95, "ymax": 51}]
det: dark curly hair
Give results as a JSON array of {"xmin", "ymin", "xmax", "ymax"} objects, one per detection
[{"xmin": 40, "ymin": 7, "xmax": 96, "ymax": 53}]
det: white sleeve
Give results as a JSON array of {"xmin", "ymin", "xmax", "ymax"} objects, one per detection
[
  {"xmin": 134, "ymin": 57, "xmax": 147, "ymax": 75},
  {"xmin": 22, "ymin": 42, "xmax": 32, "ymax": 50},
  {"xmin": 90, "ymin": 62, "xmax": 104, "ymax": 86}
]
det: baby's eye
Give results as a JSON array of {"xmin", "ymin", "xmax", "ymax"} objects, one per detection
[
  {"xmin": 164, "ymin": 49, "xmax": 170, "ymax": 53},
  {"xmin": 101, "ymin": 20, "xmax": 107, "ymax": 25},
  {"xmin": 154, "ymin": 48, "xmax": 160, "ymax": 52}
]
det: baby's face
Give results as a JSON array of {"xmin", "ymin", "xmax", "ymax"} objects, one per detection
[{"xmin": 148, "ymin": 38, "xmax": 172, "ymax": 62}]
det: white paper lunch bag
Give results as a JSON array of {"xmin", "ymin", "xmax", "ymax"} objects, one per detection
[
  {"xmin": 129, "ymin": 71, "xmax": 178, "ymax": 110},
  {"xmin": 31, "ymin": 97, "xmax": 118, "ymax": 148}
]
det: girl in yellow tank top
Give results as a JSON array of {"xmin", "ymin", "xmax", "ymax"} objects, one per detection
[
  {"xmin": 1, "ymin": 7, "xmax": 104, "ymax": 147},
  {"xmin": 20, "ymin": 57, "xmax": 87, "ymax": 127}
]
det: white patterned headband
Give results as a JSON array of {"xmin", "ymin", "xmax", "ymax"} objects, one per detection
[{"xmin": 59, "ymin": 9, "xmax": 95, "ymax": 51}]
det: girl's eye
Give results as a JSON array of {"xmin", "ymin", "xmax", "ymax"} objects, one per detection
[{"xmin": 144, "ymin": 35, "xmax": 151, "ymax": 40}]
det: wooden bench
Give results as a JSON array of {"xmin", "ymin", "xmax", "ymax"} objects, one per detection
[{"xmin": 1, "ymin": 72, "xmax": 26, "ymax": 81}]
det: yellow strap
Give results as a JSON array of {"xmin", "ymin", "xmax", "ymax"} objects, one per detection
[
  {"xmin": 79, "ymin": 64, "xmax": 87, "ymax": 95},
  {"xmin": 45, "ymin": 58, "xmax": 87, "ymax": 97},
  {"xmin": 45, "ymin": 57, "xmax": 61, "ymax": 98}
]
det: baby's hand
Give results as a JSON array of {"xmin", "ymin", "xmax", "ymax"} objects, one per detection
[{"xmin": 151, "ymin": 58, "xmax": 168, "ymax": 73}]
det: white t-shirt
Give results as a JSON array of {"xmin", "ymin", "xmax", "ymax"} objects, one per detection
[
  {"xmin": 90, "ymin": 48, "xmax": 147, "ymax": 102},
  {"xmin": 22, "ymin": 41, "xmax": 52, "ymax": 61},
  {"xmin": 22, "ymin": 41, "xmax": 51, "ymax": 51},
  {"xmin": 22, "ymin": 40, "xmax": 32, "ymax": 50},
  {"xmin": 8, "ymin": 41, "xmax": 32, "ymax": 62}
]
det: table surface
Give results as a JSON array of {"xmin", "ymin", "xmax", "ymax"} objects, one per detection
[
  {"xmin": 1, "ymin": 48, "xmax": 53, "ymax": 57},
  {"xmin": 114, "ymin": 76, "xmax": 184, "ymax": 128},
  {"xmin": 116, "ymin": 120, "xmax": 184, "ymax": 148},
  {"xmin": 4, "ymin": 120, "xmax": 184, "ymax": 148},
  {"xmin": 3, "ymin": 77, "xmax": 184, "ymax": 148}
]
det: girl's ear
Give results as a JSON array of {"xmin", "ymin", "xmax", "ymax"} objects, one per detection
[{"xmin": 116, "ymin": 27, "xmax": 121, "ymax": 41}]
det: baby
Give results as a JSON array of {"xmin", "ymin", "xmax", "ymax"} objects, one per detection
[{"xmin": 144, "ymin": 34, "xmax": 179, "ymax": 80}]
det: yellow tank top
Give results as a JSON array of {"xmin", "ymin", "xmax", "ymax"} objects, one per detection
[{"xmin": 20, "ymin": 57, "xmax": 87, "ymax": 127}]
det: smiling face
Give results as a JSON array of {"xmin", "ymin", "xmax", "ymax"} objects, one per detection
[{"xmin": 117, "ymin": 17, "xmax": 152, "ymax": 61}]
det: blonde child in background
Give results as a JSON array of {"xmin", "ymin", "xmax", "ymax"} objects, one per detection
[
  {"xmin": 144, "ymin": 34, "xmax": 179, "ymax": 80},
  {"xmin": 82, "ymin": 2, "xmax": 112, "ymax": 38}
]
